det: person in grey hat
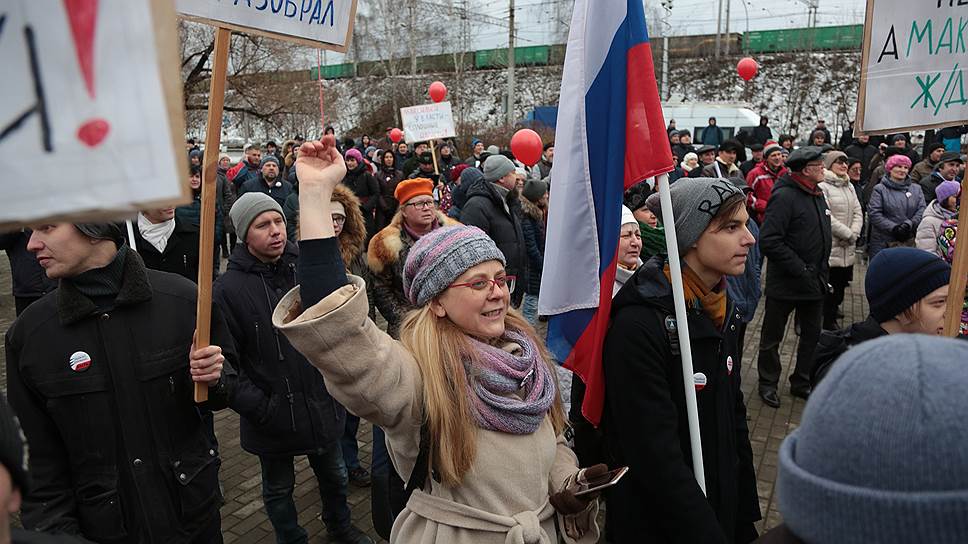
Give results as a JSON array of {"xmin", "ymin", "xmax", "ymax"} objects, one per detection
[
  {"xmin": 920, "ymin": 150, "xmax": 964, "ymax": 203},
  {"xmin": 8, "ymin": 222, "xmax": 237, "ymax": 541},
  {"xmin": 689, "ymin": 144, "xmax": 718, "ymax": 178},
  {"xmin": 602, "ymin": 176, "xmax": 761, "ymax": 543},
  {"xmin": 756, "ymin": 145, "xmax": 832, "ymax": 408},
  {"xmin": 764, "ymin": 334, "xmax": 968, "ymax": 544},
  {"xmin": 216, "ymin": 192, "xmax": 372, "ymax": 544},
  {"xmin": 461, "ymin": 154, "xmax": 528, "ymax": 305},
  {"xmin": 267, "ymin": 136, "xmax": 608, "ymax": 544},
  {"xmin": 238, "ymin": 153, "xmax": 294, "ymax": 206}
]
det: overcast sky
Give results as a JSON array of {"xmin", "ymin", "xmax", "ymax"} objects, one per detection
[{"xmin": 322, "ymin": 0, "xmax": 867, "ymax": 64}]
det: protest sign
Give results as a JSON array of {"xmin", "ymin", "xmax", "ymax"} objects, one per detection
[
  {"xmin": 401, "ymin": 102, "xmax": 457, "ymax": 143},
  {"xmin": 856, "ymin": 0, "xmax": 968, "ymax": 134},
  {"xmin": 176, "ymin": 0, "xmax": 358, "ymax": 51},
  {"xmin": 0, "ymin": 0, "xmax": 187, "ymax": 229}
]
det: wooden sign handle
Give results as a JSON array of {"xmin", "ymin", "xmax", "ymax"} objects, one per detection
[
  {"xmin": 195, "ymin": 27, "xmax": 231, "ymax": 403},
  {"xmin": 429, "ymin": 139, "xmax": 440, "ymax": 175},
  {"xmin": 943, "ymin": 177, "xmax": 968, "ymax": 337}
]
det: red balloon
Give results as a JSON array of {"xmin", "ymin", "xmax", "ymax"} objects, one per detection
[
  {"xmin": 389, "ymin": 128, "xmax": 403, "ymax": 143},
  {"xmin": 737, "ymin": 57, "xmax": 758, "ymax": 81},
  {"xmin": 429, "ymin": 81, "xmax": 447, "ymax": 103},
  {"xmin": 510, "ymin": 129, "xmax": 543, "ymax": 167}
]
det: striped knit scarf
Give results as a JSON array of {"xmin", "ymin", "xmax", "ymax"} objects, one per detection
[{"xmin": 464, "ymin": 328, "xmax": 556, "ymax": 434}]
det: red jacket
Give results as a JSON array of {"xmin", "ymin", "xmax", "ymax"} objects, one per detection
[{"xmin": 746, "ymin": 162, "xmax": 788, "ymax": 223}]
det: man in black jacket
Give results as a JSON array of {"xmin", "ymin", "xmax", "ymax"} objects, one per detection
[
  {"xmin": 130, "ymin": 207, "xmax": 207, "ymax": 283},
  {"xmin": 0, "ymin": 229, "xmax": 56, "ymax": 315},
  {"xmin": 756, "ymin": 147, "xmax": 832, "ymax": 408},
  {"xmin": 460, "ymin": 154, "xmax": 528, "ymax": 305},
  {"xmin": 214, "ymin": 193, "xmax": 371, "ymax": 544},
  {"xmin": 845, "ymin": 134, "xmax": 879, "ymax": 186},
  {"xmin": 603, "ymin": 177, "xmax": 761, "ymax": 543},
  {"xmin": 6, "ymin": 222, "xmax": 236, "ymax": 543}
]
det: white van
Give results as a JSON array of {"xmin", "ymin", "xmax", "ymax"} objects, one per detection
[{"xmin": 662, "ymin": 100, "xmax": 775, "ymax": 145}]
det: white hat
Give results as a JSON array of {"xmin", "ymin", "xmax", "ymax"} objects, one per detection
[
  {"xmin": 621, "ymin": 205, "xmax": 637, "ymax": 226},
  {"xmin": 329, "ymin": 200, "xmax": 346, "ymax": 216}
]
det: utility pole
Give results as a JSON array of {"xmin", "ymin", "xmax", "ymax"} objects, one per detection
[
  {"xmin": 715, "ymin": 0, "xmax": 723, "ymax": 59},
  {"xmin": 660, "ymin": 0, "xmax": 672, "ymax": 101},
  {"xmin": 724, "ymin": 0, "xmax": 731, "ymax": 56},
  {"xmin": 507, "ymin": 0, "xmax": 515, "ymax": 127},
  {"xmin": 409, "ymin": 0, "xmax": 417, "ymax": 103}
]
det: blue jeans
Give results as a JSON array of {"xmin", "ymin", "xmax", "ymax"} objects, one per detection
[
  {"xmin": 340, "ymin": 413, "xmax": 361, "ymax": 471},
  {"xmin": 522, "ymin": 293, "xmax": 539, "ymax": 324},
  {"xmin": 371, "ymin": 425, "xmax": 389, "ymax": 476},
  {"xmin": 259, "ymin": 444, "xmax": 351, "ymax": 544}
]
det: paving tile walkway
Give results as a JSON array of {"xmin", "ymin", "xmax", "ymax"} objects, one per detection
[{"xmin": 0, "ymin": 256, "xmax": 869, "ymax": 541}]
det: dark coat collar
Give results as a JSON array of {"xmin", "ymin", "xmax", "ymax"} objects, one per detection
[{"xmin": 57, "ymin": 247, "xmax": 153, "ymax": 325}]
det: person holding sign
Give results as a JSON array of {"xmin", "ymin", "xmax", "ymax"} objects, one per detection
[
  {"xmin": 5, "ymin": 223, "xmax": 237, "ymax": 542},
  {"xmin": 272, "ymin": 137, "xmax": 604, "ymax": 544}
]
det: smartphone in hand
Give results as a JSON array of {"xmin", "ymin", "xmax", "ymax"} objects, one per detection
[{"xmin": 574, "ymin": 466, "xmax": 629, "ymax": 496}]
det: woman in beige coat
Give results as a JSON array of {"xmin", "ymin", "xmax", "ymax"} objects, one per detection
[
  {"xmin": 819, "ymin": 151, "xmax": 863, "ymax": 330},
  {"xmin": 272, "ymin": 136, "xmax": 603, "ymax": 544}
]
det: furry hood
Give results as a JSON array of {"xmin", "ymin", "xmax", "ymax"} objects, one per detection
[
  {"xmin": 330, "ymin": 185, "xmax": 367, "ymax": 266},
  {"xmin": 519, "ymin": 196, "xmax": 545, "ymax": 222},
  {"xmin": 367, "ymin": 210, "xmax": 460, "ymax": 274}
]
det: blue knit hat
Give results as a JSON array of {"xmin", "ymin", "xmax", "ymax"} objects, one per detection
[
  {"xmin": 778, "ymin": 334, "xmax": 968, "ymax": 544},
  {"xmin": 865, "ymin": 247, "xmax": 951, "ymax": 322},
  {"xmin": 403, "ymin": 226, "xmax": 505, "ymax": 306}
]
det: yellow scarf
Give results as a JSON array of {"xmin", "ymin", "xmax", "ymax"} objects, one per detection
[{"xmin": 663, "ymin": 263, "xmax": 727, "ymax": 329}]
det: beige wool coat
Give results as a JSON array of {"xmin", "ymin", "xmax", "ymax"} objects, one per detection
[
  {"xmin": 820, "ymin": 170, "xmax": 864, "ymax": 268},
  {"xmin": 272, "ymin": 275, "xmax": 599, "ymax": 544}
]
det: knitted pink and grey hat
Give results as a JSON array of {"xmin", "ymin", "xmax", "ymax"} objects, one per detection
[{"xmin": 403, "ymin": 225, "xmax": 506, "ymax": 306}]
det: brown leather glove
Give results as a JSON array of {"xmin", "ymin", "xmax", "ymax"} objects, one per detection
[{"xmin": 550, "ymin": 463, "xmax": 609, "ymax": 515}]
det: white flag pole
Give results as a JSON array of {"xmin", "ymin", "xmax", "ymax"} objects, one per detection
[
  {"xmin": 125, "ymin": 220, "xmax": 138, "ymax": 252},
  {"xmin": 656, "ymin": 172, "xmax": 706, "ymax": 495}
]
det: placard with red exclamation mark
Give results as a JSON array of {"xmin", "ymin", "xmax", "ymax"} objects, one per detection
[
  {"xmin": 63, "ymin": 0, "xmax": 110, "ymax": 148},
  {"xmin": 0, "ymin": 0, "xmax": 187, "ymax": 228}
]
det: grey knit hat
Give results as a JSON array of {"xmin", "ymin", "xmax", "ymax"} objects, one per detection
[
  {"xmin": 644, "ymin": 177, "xmax": 742, "ymax": 254},
  {"xmin": 230, "ymin": 192, "xmax": 285, "ymax": 242},
  {"xmin": 483, "ymin": 154, "xmax": 516, "ymax": 182},
  {"xmin": 778, "ymin": 334, "xmax": 968, "ymax": 544},
  {"xmin": 403, "ymin": 225, "xmax": 506, "ymax": 306}
]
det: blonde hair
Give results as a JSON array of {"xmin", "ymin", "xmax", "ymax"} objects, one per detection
[{"xmin": 399, "ymin": 307, "xmax": 566, "ymax": 486}]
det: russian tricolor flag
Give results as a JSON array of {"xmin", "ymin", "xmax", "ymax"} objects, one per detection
[{"xmin": 539, "ymin": 0, "xmax": 673, "ymax": 426}]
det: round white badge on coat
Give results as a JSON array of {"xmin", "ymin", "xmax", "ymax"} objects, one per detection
[
  {"xmin": 694, "ymin": 372, "xmax": 707, "ymax": 391},
  {"xmin": 69, "ymin": 351, "xmax": 92, "ymax": 372},
  {"xmin": 726, "ymin": 356, "xmax": 734, "ymax": 376}
]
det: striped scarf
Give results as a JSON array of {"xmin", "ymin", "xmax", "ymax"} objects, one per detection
[{"xmin": 464, "ymin": 328, "xmax": 556, "ymax": 434}]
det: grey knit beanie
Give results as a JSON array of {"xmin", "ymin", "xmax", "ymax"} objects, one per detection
[
  {"xmin": 778, "ymin": 334, "xmax": 968, "ymax": 544},
  {"xmin": 230, "ymin": 192, "xmax": 285, "ymax": 243},
  {"xmin": 644, "ymin": 177, "xmax": 742, "ymax": 254},
  {"xmin": 483, "ymin": 154, "xmax": 516, "ymax": 182},
  {"xmin": 403, "ymin": 225, "xmax": 506, "ymax": 306}
]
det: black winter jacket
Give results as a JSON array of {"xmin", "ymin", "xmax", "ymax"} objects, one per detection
[
  {"xmin": 129, "ymin": 216, "xmax": 211, "ymax": 283},
  {"xmin": 810, "ymin": 315, "xmax": 887, "ymax": 388},
  {"xmin": 602, "ymin": 257, "xmax": 761, "ymax": 544},
  {"xmin": 759, "ymin": 174, "xmax": 832, "ymax": 301},
  {"xmin": 213, "ymin": 243, "xmax": 345, "ymax": 456},
  {"xmin": 238, "ymin": 176, "xmax": 294, "ymax": 208},
  {"xmin": 0, "ymin": 230, "xmax": 56, "ymax": 298},
  {"xmin": 459, "ymin": 181, "xmax": 527, "ymax": 302},
  {"xmin": 5, "ymin": 249, "xmax": 237, "ymax": 543}
]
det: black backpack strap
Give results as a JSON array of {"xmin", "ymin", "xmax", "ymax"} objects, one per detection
[{"xmin": 405, "ymin": 418, "xmax": 434, "ymax": 493}]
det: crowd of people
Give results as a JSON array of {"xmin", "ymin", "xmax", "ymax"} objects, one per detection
[{"xmin": 0, "ymin": 114, "xmax": 965, "ymax": 544}]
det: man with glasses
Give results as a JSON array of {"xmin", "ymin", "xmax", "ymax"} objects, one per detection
[
  {"xmin": 214, "ymin": 193, "xmax": 372, "ymax": 544},
  {"xmin": 461, "ymin": 154, "xmax": 529, "ymax": 306},
  {"xmin": 757, "ymin": 147, "xmax": 832, "ymax": 408}
]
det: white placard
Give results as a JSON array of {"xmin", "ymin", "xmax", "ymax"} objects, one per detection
[
  {"xmin": 401, "ymin": 102, "xmax": 457, "ymax": 143},
  {"xmin": 177, "ymin": 0, "xmax": 358, "ymax": 52},
  {"xmin": 0, "ymin": 0, "xmax": 187, "ymax": 228},
  {"xmin": 856, "ymin": 0, "xmax": 968, "ymax": 134}
]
